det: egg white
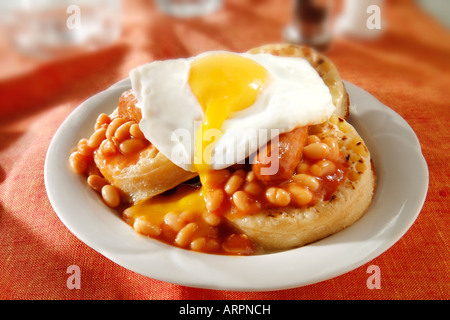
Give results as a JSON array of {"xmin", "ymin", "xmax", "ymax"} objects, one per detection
[{"xmin": 130, "ymin": 51, "xmax": 335, "ymax": 172}]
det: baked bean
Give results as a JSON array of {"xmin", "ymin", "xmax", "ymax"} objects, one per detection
[
  {"xmin": 101, "ymin": 184, "xmax": 121, "ymax": 208},
  {"xmin": 160, "ymin": 223, "xmax": 177, "ymax": 241},
  {"xmin": 163, "ymin": 212, "xmax": 183, "ymax": 232},
  {"xmin": 243, "ymin": 181, "xmax": 263, "ymax": 196},
  {"xmin": 306, "ymin": 135, "xmax": 321, "ymax": 145},
  {"xmin": 296, "ymin": 162, "xmax": 309, "ymax": 174},
  {"xmin": 303, "ymin": 142, "xmax": 330, "ymax": 160},
  {"xmin": 224, "ymin": 173, "xmax": 244, "ymax": 195},
  {"xmin": 265, "ymin": 187, "xmax": 291, "ymax": 207},
  {"xmin": 69, "ymin": 151, "xmax": 89, "ymax": 175},
  {"xmin": 87, "ymin": 174, "xmax": 108, "ymax": 192},
  {"xmin": 205, "ymin": 189, "xmax": 224, "ymax": 212},
  {"xmin": 94, "ymin": 113, "xmax": 111, "ymax": 130},
  {"xmin": 133, "ymin": 217, "xmax": 161, "ymax": 236},
  {"xmin": 203, "ymin": 212, "xmax": 221, "ymax": 226},
  {"xmin": 222, "ymin": 234, "xmax": 254, "ymax": 255},
  {"xmin": 322, "ymin": 137, "xmax": 340, "ymax": 160},
  {"xmin": 111, "ymin": 136, "xmax": 120, "ymax": 147},
  {"xmin": 106, "ymin": 118, "xmax": 126, "ymax": 139},
  {"xmin": 310, "ymin": 160, "xmax": 336, "ymax": 177},
  {"xmin": 87, "ymin": 128, "xmax": 107, "ymax": 149},
  {"xmin": 190, "ymin": 237, "xmax": 207, "ymax": 251},
  {"xmin": 292, "ymin": 173, "xmax": 320, "ymax": 191},
  {"xmin": 205, "ymin": 238, "xmax": 220, "ymax": 252},
  {"xmin": 178, "ymin": 210, "xmax": 196, "ymax": 223},
  {"xmin": 175, "ymin": 222, "xmax": 198, "ymax": 247},
  {"xmin": 232, "ymin": 191, "xmax": 261, "ymax": 213},
  {"xmin": 129, "ymin": 123, "xmax": 145, "ymax": 140},
  {"xmin": 99, "ymin": 139, "xmax": 117, "ymax": 156},
  {"xmin": 233, "ymin": 169, "xmax": 246, "ymax": 177},
  {"xmin": 201, "ymin": 169, "xmax": 231, "ymax": 189},
  {"xmin": 114, "ymin": 121, "xmax": 134, "ymax": 142},
  {"xmin": 77, "ymin": 138, "xmax": 94, "ymax": 157},
  {"xmin": 246, "ymin": 171, "xmax": 256, "ymax": 182},
  {"xmin": 119, "ymin": 138, "xmax": 146, "ymax": 154},
  {"xmin": 286, "ymin": 184, "xmax": 313, "ymax": 206}
]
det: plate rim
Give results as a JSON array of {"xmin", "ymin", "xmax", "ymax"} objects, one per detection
[{"xmin": 44, "ymin": 79, "xmax": 429, "ymax": 291}]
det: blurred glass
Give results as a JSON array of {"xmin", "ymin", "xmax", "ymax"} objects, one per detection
[
  {"xmin": 156, "ymin": 0, "xmax": 222, "ymax": 18},
  {"xmin": 284, "ymin": 0, "xmax": 385, "ymax": 50},
  {"xmin": 1, "ymin": 0, "xmax": 121, "ymax": 58},
  {"xmin": 284, "ymin": 0, "xmax": 335, "ymax": 51}
]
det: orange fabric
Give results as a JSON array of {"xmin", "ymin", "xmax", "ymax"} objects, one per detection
[{"xmin": 0, "ymin": 0, "xmax": 448, "ymax": 300}]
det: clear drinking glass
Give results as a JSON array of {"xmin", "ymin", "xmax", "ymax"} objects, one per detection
[{"xmin": 2, "ymin": 0, "xmax": 121, "ymax": 58}]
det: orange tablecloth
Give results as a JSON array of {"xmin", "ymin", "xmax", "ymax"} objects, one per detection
[{"xmin": 0, "ymin": 0, "xmax": 448, "ymax": 300}]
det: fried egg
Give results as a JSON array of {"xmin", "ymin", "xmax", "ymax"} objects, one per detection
[
  {"xmin": 130, "ymin": 51, "xmax": 335, "ymax": 177},
  {"xmin": 125, "ymin": 51, "xmax": 336, "ymax": 241}
]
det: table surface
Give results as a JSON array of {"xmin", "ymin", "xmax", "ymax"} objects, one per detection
[{"xmin": 0, "ymin": 0, "xmax": 448, "ymax": 300}]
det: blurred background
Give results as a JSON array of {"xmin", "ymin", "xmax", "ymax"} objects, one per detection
[
  {"xmin": 0, "ymin": 1, "xmax": 448, "ymax": 300},
  {"xmin": 416, "ymin": 0, "xmax": 450, "ymax": 28},
  {"xmin": 0, "ymin": 0, "xmax": 449, "ymax": 109}
]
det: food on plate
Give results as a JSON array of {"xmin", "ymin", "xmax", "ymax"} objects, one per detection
[
  {"xmin": 92, "ymin": 91, "xmax": 197, "ymax": 204},
  {"xmin": 248, "ymin": 43, "xmax": 349, "ymax": 120},
  {"xmin": 68, "ymin": 44, "xmax": 375, "ymax": 255},
  {"xmin": 230, "ymin": 115, "xmax": 375, "ymax": 249}
]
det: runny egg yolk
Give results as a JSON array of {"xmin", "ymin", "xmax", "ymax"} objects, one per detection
[
  {"xmin": 189, "ymin": 53, "xmax": 269, "ymax": 184},
  {"xmin": 125, "ymin": 54, "xmax": 269, "ymax": 234}
]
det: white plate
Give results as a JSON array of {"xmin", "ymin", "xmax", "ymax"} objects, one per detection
[{"xmin": 44, "ymin": 79, "xmax": 429, "ymax": 291}]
